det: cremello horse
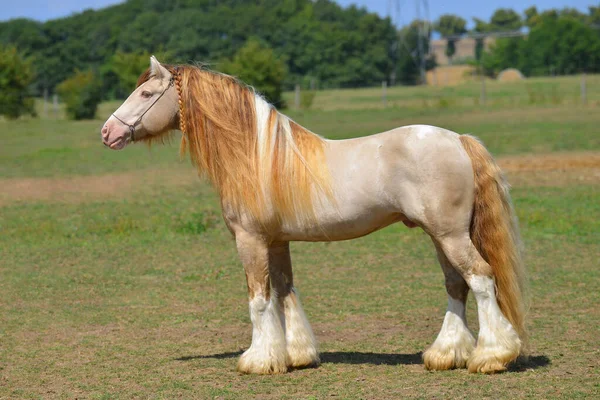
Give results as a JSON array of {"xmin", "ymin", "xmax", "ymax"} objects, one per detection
[{"xmin": 102, "ymin": 57, "xmax": 528, "ymax": 375}]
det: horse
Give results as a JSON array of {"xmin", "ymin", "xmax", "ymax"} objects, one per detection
[{"xmin": 101, "ymin": 56, "xmax": 528, "ymax": 375}]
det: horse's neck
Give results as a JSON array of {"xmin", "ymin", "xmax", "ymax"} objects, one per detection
[{"xmin": 247, "ymin": 94, "xmax": 332, "ymax": 224}]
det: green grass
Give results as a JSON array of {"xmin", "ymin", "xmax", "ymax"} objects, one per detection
[
  {"xmin": 284, "ymin": 74, "xmax": 600, "ymax": 111},
  {"xmin": 1, "ymin": 79, "xmax": 599, "ymax": 398},
  {"xmin": 3, "ymin": 79, "xmax": 599, "ymax": 178}
]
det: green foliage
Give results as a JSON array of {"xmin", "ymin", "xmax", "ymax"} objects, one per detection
[
  {"xmin": 0, "ymin": 46, "xmax": 36, "ymax": 119},
  {"xmin": 435, "ymin": 14, "xmax": 467, "ymax": 37},
  {"xmin": 396, "ymin": 20, "xmax": 436, "ymax": 85},
  {"xmin": 524, "ymin": 7, "xmax": 539, "ymax": 27},
  {"xmin": 102, "ymin": 50, "xmax": 152, "ymax": 98},
  {"xmin": 56, "ymin": 70, "xmax": 102, "ymax": 120},
  {"xmin": 0, "ymin": 0, "xmax": 396, "ymax": 95},
  {"xmin": 434, "ymin": 14, "xmax": 467, "ymax": 62},
  {"xmin": 481, "ymin": 14, "xmax": 600, "ymax": 77},
  {"xmin": 220, "ymin": 38, "xmax": 287, "ymax": 107},
  {"xmin": 489, "ymin": 8, "xmax": 522, "ymax": 31},
  {"xmin": 589, "ymin": 6, "xmax": 600, "ymax": 24},
  {"xmin": 300, "ymin": 91, "xmax": 317, "ymax": 110},
  {"xmin": 471, "ymin": 8, "xmax": 521, "ymax": 64},
  {"xmin": 2, "ymin": 2, "xmax": 600, "ymax": 97}
]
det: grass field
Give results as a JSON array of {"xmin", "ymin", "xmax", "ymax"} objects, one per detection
[{"xmin": 1, "ymin": 76, "xmax": 599, "ymax": 399}]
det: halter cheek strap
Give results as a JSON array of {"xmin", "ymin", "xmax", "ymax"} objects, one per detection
[{"xmin": 112, "ymin": 75, "xmax": 175, "ymax": 143}]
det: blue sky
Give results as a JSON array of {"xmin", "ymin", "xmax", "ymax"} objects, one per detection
[{"xmin": 0, "ymin": 0, "xmax": 594, "ymax": 26}]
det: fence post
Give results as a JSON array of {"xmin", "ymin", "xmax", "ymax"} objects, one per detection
[
  {"xmin": 581, "ymin": 73, "xmax": 587, "ymax": 105},
  {"xmin": 53, "ymin": 94, "xmax": 59, "ymax": 118},
  {"xmin": 43, "ymin": 88, "xmax": 48, "ymax": 118},
  {"xmin": 382, "ymin": 81, "xmax": 387, "ymax": 108},
  {"xmin": 295, "ymin": 84, "xmax": 300, "ymax": 110},
  {"xmin": 480, "ymin": 71, "xmax": 487, "ymax": 106}
]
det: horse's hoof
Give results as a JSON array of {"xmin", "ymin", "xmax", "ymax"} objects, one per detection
[
  {"xmin": 467, "ymin": 346, "xmax": 518, "ymax": 374},
  {"xmin": 237, "ymin": 348, "xmax": 288, "ymax": 375}
]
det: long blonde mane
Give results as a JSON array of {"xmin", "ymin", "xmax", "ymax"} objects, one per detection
[{"xmin": 162, "ymin": 65, "xmax": 332, "ymax": 228}]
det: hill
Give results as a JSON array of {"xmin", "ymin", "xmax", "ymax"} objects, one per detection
[{"xmin": 0, "ymin": 0, "xmax": 396, "ymax": 97}]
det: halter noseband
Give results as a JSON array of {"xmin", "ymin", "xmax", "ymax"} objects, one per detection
[{"xmin": 112, "ymin": 74, "xmax": 176, "ymax": 143}]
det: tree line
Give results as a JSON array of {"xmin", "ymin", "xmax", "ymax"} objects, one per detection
[
  {"xmin": 434, "ymin": 6, "xmax": 600, "ymax": 76},
  {"xmin": 1, "ymin": 1, "xmax": 600, "ymax": 119},
  {"xmin": 0, "ymin": 0, "xmax": 397, "ymax": 98}
]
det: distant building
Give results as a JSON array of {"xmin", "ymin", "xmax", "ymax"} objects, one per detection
[{"xmin": 431, "ymin": 37, "xmax": 496, "ymax": 65}]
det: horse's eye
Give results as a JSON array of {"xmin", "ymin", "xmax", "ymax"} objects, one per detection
[{"xmin": 141, "ymin": 91, "xmax": 152, "ymax": 99}]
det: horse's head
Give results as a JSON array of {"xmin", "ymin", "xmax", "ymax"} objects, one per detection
[{"xmin": 101, "ymin": 56, "xmax": 179, "ymax": 150}]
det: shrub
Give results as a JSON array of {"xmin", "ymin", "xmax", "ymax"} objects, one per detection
[
  {"xmin": 0, "ymin": 46, "xmax": 36, "ymax": 119},
  {"xmin": 56, "ymin": 70, "xmax": 102, "ymax": 120},
  {"xmin": 101, "ymin": 50, "xmax": 152, "ymax": 98},
  {"xmin": 220, "ymin": 37, "xmax": 288, "ymax": 107},
  {"xmin": 300, "ymin": 90, "xmax": 317, "ymax": 109}
]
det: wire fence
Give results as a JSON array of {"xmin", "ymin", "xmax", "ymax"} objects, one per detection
[{"xmin": 288, "ymin": 68, "xmax": 600, "ymax": 112}]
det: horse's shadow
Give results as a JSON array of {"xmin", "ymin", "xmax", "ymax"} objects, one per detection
[
  {"xmin": 175, "ymin": 351, "xmax": 550, "ymax": 370},
  {"xmin": 175, "ymin": 350, "xmax": 550, "ymax": 372},
  {"xmin": 508, "ymin": 355, "xmax": 551, "ymax": 372},
  {"xmin": 174, "ymin": 351, "xmax": 422, "ymax": 365}
]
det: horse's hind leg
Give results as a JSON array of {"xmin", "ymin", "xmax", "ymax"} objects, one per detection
[
  {"xmin": 423, "ymin": 242, "xmax": 475, "ymax": 370},
  {"xmin": 269, "ymin": 242, "xmax": 320, "ymax": 369},
  {"xmin": 235, "ymin": 232, "xmax": 287, "ymax": 374},
  {"xmin": 435, "ymin": 234, "xmax": 521, "ymax": 373}
]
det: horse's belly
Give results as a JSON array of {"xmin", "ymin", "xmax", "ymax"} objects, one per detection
[{"xmin": 278, "ymin": 208, "xmax": 404, "ymax": 242}]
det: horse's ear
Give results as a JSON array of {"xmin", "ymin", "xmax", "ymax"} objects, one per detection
[{"xmin": 150, "ymin": 55, "xmax": 169, "ymax": 79}]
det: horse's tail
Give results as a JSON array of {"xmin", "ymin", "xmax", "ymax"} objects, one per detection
[{"xmin": 459, "ymin": 134, "xmax": 529, "ymax": 352}]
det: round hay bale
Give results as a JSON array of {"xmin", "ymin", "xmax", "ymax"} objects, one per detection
[{"xmin": 497, "ymin": 68, "xmax": 525, "ymax": 82}]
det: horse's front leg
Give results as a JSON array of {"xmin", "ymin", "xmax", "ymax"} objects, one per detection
[
  {"xmin": 235, "ymin": 232, "xmax": 287, "ymax": 374},
  {"xmin": 269, "ymin": 242, "xmax": 320, "ymax": 369}
]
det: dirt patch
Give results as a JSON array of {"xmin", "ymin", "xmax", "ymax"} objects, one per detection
[
  {"xmin": 498, "ymin": 151, "xmax": 600, "ymax": 172},
  {"xmin": 498, "ymin": 151, "xmax": 600, "ymax": 187},
  {"xmin": 1, "ymin": 151, "xmax": 597, "ymax": 206},
  {"xmin": 0, "ymin": 168, "xmax": 199, "ymax": 206}
]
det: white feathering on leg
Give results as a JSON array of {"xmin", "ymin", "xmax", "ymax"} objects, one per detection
[
  {"xmin": 423, "ymin": 296, "xmax": 475, "ymax": 370},
  {"xmin": 237, "ymin": 295, "xmax": 288, "ymax": 374},
  {"xmin": 284, "ymin": 288, "xmax": 320, "ymax": 368},
  {"xmin": 468, "ymin": 275, "xmax": 521, "ymax": 373}
]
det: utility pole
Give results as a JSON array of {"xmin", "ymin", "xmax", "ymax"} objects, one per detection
[
  {"xmin": 416, "ymin": 0, "xmax": 424, "ymax": 84},
  {"xmin": 415, "ymin": 0, "xmax": 430, "ymax": 84},
  {"xmin": 393, "ymin": 0, "xmax": 431, "ymax": 85}
]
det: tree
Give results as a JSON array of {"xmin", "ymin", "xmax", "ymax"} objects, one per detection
[
  {"xmin": 396, "ymin": 20, "xmax": 435, "ymax": 85},
  {"xmin": 56, "ymin": 70, "xmax": 103, "ymax": 120},
  {"xmin": 102, "ymin": 50, "xmax": 152, "ymax": 98},
  {"xmin": 480, "ymin": 13, "xmax": 600, "ymax": 77},
  {"xmin": 472, "ymin": 9, "xmax": 521, "ymax": 64},
  {"xmin": 524, "ymin": 6, "xmax": 539, "ymax": 28},
  {"xmin": 489, "ymin": 8, "xmax": 522, "ymax": 31},
  {"xmin": 589, "ymin": 6, "xmax": 600, "ymax": 24},
  {"xmin": 520, "ymin": 15, "xmax": 600, "ymax": 75},
  {"xmin": 434, "ymin": 14, "xmax": 467, "ymax": 64},
  {"xmin": 0, "ymin": 0, "xmax": 397, "ymax": 94},
  {"xmin": 472, "ymin": 18, "xmax": 490, "ymax": 62},
  {"xmin": 219, "ymin": 38, "xmax": 288, "ymax": 107},
  {"xmin": 0, "ymin": 46, "xmax": 36, "ymax": 119}
]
